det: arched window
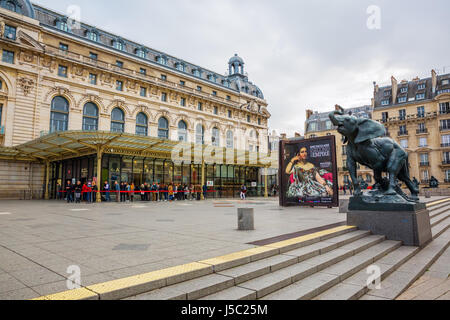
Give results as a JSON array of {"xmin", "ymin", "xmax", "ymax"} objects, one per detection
[
  {"xmin": 212, "ymin": 127, "xmax": 220, "ymax": 147},
  {"xmin": 178, "ymin": 120, "xmax": 188, "ymax": 142},
  {"xmin": 136, "ymin": 113, "xmax": 148, "ymax": 136},
  {"xmin": 196, "ymin": 124, "xmax": 204, "ymax": 145},
  {"xmin": 50, "ymin": 96, "xmax": 69, "ymax": 133},
  {"xmin": 158, "ymin": 117, "xmax": 169, "ymax": 139},
  {"xmin": 111, "ymin": 108, "xmax": 125, "ymax": 133},
  {"xmin": 5, "ymin": 1, "xmax": 16, "ymax": 12},
  {"xmin": 82, "ymin": 102, "xmax": 98, "ymax": 131},
  {"xmin": 226, "ymin": 131, "xmax": 234, "ymax": 149}
]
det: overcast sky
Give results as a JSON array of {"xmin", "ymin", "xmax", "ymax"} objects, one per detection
[{"xmin": 32, "ymin": 0, "xmax": 450, "ymax": 136}]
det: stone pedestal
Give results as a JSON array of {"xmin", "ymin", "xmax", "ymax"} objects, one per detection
[
  {"xmin": 238, "ymin": 208, "xmax": 254, "ymax": 231},
  {"xmin": 347, "ymin": 196, "xmax": 432, "ymax": 247},
  {"xmin": 339, "ymin": 200, "xmax": 349, "ymax": 214}
]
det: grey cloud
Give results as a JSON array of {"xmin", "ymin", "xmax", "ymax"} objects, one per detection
[{"xmin": 33, "ymin": 0, "xmax": 450, "ymax": 135}]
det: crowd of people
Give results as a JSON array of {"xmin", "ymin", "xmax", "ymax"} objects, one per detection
[
  {"xmin": 58, "ymin": 179, "xmax": 272, "ymax": 204},
  {"xmin": 58, "ymin": 180, "xmax": 231, "ymax": 203}
]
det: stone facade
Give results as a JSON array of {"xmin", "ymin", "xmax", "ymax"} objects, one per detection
[
  {"xmin": 0, "ymin": 2, "xmax": 272, "ymax": 196},
  {"xmin": 304, "ymin": 105, "xmax": 374, "ymax": 189},
  {"xmin": 372, "ymin": 71, "xmax": 450, "ymax": 187}
]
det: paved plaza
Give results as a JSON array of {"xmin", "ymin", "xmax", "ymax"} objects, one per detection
[{"xmin": 0, "ymin": 197, "xmax": 352, "ymax": 300}]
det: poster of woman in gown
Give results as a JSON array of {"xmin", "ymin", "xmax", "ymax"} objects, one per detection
[{"xmin": 279, "ymin": 136, "xmax": 338, "ymax": 207}]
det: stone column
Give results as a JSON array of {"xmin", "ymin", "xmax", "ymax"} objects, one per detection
[
  {"xmin": 264, "ymin": 167, "xmax": 269, "ymax": 198},
  {"xmin": 96, "ymin": 147, "xmax": 103, "ymax": 203},
  {"xmin": 201, "ymin": 159, "xmax": 205, "ymax": 200},
  {"xmin": 45, "ymin": 160, "xmax": 50, "ymax": 200}
]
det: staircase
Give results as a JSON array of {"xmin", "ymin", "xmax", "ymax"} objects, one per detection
[{"xmin": 127, "ymin": 199, "xmax": 450, "ymax": 301}]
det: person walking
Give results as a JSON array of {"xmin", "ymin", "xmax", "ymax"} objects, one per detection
[
  {"xmin": 104, "ymin": 181, "xmax": 110, "ymax": 202},
  {"xmin": 343, "ymin": 184, "xmax": 347, "ymax": 195},
  {"xmin": 240, "ymin": 184, "xmax": 247, "ymax": 200}
]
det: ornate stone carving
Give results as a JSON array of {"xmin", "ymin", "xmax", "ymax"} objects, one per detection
[{"xmin": 18, "ymin": 77, "xmax": 35, "ymax": 96}]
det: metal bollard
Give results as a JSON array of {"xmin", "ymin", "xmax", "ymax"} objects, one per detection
[{"xmin": 238, "ymin": 208, "xmax": 254, "ymax": 231}]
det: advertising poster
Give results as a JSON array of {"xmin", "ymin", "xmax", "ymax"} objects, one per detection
[{"xmin": 279, "ymin": 136, "xmax": 339, "ymax": 207}]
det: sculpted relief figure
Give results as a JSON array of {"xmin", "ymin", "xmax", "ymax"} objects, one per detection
[{"xmin": 329, "ymin": 105, "xmax": 419, "ymax": 202}]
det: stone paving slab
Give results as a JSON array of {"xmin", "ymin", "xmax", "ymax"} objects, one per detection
[{"xmin": 0, "ymin": 196, "xmax": 446, "ymax": 300}]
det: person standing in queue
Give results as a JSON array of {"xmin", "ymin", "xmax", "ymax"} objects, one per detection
[
  {"xmin": 104, "ymin": 181, "xmax": 110, "ymax": 202},
  {"xmin": 114, "ymin": 181, "xmax": 120, "ymax": 202}
]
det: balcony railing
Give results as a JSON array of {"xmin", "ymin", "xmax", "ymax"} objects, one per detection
[
  {"xmin": 442, "ymin": 143, "xmax": 450, "ymax": 148},
  {"xmin": 419, "ymin": 162, "xmax": 430, "ymax": 166},
  {"xmin": 398, "ymin": 131, "xmax": 408, "ymax": 136},
  {"xmin": 445, "ymin": 179, "xmax": 450, "ymax": 183},
  {"xmin": 416, "ymin": 129, "xmax": 428, "ymax": 134},
  {"xmin": 440, "ymin": 126, "xmax": 450, "ymax": 132},
  {"xmin": 442, "ymin": 160, "xmax": 450, "ymax": 165},
  {"xmin": 439, "ymin": 110, "xmax": 449, "ymax": 115},
  {"xmin": 377, "ymin": 112, "xmax": 438, "ymax": 124}
]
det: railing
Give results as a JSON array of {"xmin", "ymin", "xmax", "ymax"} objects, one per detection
[
  {"xmin": 440, "ymin": 126, "xmax": 450, "ymax": 132},
  {"xmin": 416, "ymin": 129, "xmax": 428, "ymax": 134},
  {"xmin": 441, "ymin": 143, "xmax": 450, "ymax": 148},
  {"xmin": 398, "ymin": 131, "xmax": 408, "ymax": 136},
  {"xmin": 442, "ymin": 160, "xmax": 450, "ymax": 165},
  {"xmin": 439, "ymin": 110, "xmax": 449, "ymax": 115},
  {"xmin": 445, "ymin": 179, "xmax": 450, "ymax": 183},
  {"xmin": 377, "ymin": 112, "xmax": 438, "ymax": 124},
  {"xmin": 419, "ymin": 162, "xmax": 430, "ymax": 166}
]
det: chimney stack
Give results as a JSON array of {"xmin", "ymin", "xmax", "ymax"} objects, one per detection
[
  {"xmin": 431, "ymin": 69, "xmax": 437, "ymax": 94},
  {"xmin": 306, "ymin": 109, "xmax": 313, "ymax": 120},
  {"xmin": 391, "ymin": 76, "xmax": 398, "ymax": 104}
]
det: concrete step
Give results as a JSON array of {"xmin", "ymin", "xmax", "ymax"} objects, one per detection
[
  {"xmin": 359, "ymin": 228, "xmax": 450, "ymax": 300},
  {"xmin": 315, "ymin": 245, "xmax": 419, "ymax": 300},
  {"xmin": 429, "ymin": 204, "xmax": 450, "ymax": 219},
  {"xmin": 431, "ymin": 219, "xmax": 450, "ymax": 239},
  {"xmin": 128, "ymin": 230, "xmax": 370, "ymax": 300},
  {"xmin": 201, "ymin": 235, "xmax": 386, "ymax": 300},
  {"xmin": 260, "ymin": 240, "xmax": 401, "ymax": 300},
  {"xmin": 427, "ymin": 200, "xmax": 450, "ymax": 212},
  {"xmin": 430, "ymin": 212, "xmax": 450, "ymax": 228}
]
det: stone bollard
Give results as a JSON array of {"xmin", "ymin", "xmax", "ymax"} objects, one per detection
[
  {"xmin": 425, "ymin": 190, "xmax": 431, "ymax": 199},
  {"xmin": 238, "ymin": 208, "xmax": 254, "ymax": 230},
  {"xmin": 339, "ymin": 200, "xmax": 349, "ymax": 214}
]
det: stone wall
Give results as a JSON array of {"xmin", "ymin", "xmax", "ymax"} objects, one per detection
[{"xmin": 0, "ymin": 160, "xmax": 44, "ymax": 199}]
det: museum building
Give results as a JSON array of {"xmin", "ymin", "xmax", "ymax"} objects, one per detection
[{"xmin": 0, "ymin": 0, "xmax": 277, "ymax": 200}]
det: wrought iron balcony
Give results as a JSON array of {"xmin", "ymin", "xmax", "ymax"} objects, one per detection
[
  {"xmin": 419, "ymin": 162, "xmax": 430, "ymax": 166},
  {"xmin": 416, "ymin": 129, "xmax": 428, "ymax": 134},
  {"xmin": 440, "ymin": 126, "xmax": 450, "ymax": 132},
  {"xmin": 442, "ymin": 160, "xmax": 450, "ymax": 165},
  {"xmin": 439, "ymin": 110, "xmax": 449, "ymax": 115},
  {"xmin": 397, "ymin": 131, "xmax": 408, "ymax": 137},
  {"xmin": 445, "ymin": 179, "xmax": 450, "ymax": 183},
  {"xmin": 442, "ymin": 143, "xmax": 450, "ymax": 148}
]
